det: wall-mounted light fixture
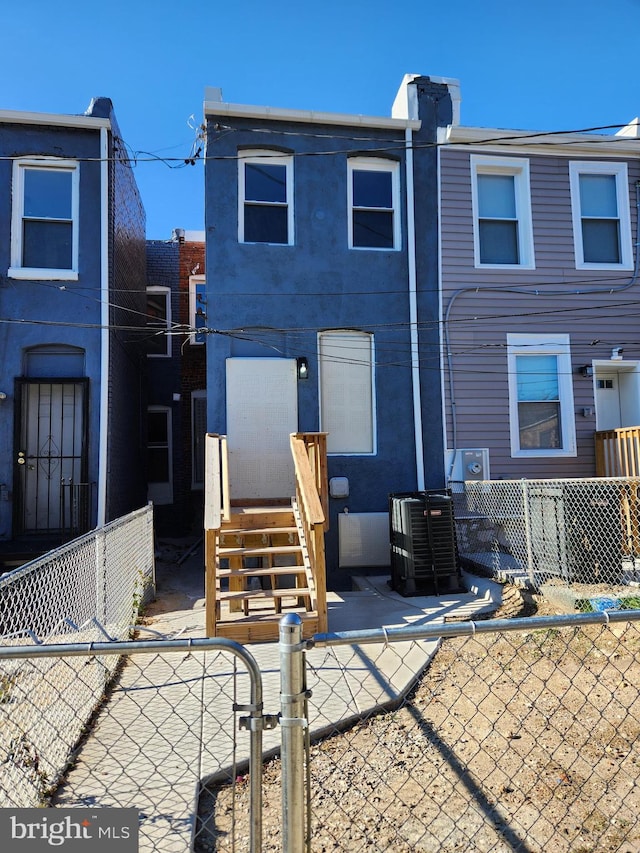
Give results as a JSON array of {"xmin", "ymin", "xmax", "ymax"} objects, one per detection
[
  {"xmin": 296, "ymin": 357, "xmax": 309, "ymax": 380},
  {"xmin": 612, "ymin": 347, "xmax": 624, "ymax": 360},
  {"xmin": 0, "ymin": 392, "xmax": 6, "ymax": 400},
  {"xmin": 580, "ymin": 365, "xmax": 593, "ymax": 378}
]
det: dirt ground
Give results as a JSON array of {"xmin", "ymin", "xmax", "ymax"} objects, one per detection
[{"xmin": 196, "ymin": 586, "xmax": 640, "ymax": 853}]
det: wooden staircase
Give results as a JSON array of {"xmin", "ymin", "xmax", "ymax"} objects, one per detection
[
  {"xmin": 204, "ymin": 433, "xmax": 329, "ymax": 643},
  {"xmin": 209, "ymin": 503, "xmax": 318, "ymax": 642}
]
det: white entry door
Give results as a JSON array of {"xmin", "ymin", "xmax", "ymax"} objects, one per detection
[
  {"xmin": 226, "ymin": 358, "xmax": 298, "ymax": 500},
  {"xmin": 595, "ymin": 373, "xmax": 622, "ymax": 431}
]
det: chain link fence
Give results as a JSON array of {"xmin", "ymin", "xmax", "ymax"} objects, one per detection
[
  {"xmin": 0, "ymin": 504, "xmax": 155, "ymax": 642},
  {"xmin": 205, "ymin": 611, "xmax": 640, "ymax": 853},
  {"xmin": 2, "ymin": 609, "xmax": 640, "ymax": 852},
  {"xmin": 452, "ymin": 478, "xmax": 640, "ymax": 596}
]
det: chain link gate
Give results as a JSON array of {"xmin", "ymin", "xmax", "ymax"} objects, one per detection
[{"xmin": 0, "ymin": 637, "xmax": 272, "ymax": 853}]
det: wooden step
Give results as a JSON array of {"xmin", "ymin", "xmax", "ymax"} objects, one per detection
[
  {"xmin": 218, "ymin": 565, "xmax": 307, "ymax": 578},
  {"xmin": 218, "ymin": 585, "xmax": 312, "ymax": 617},
  {"xmin": 220, "ymin": 526, "xmax": 298, "ymax": 539},
  {"xmin": 225, "ymin": 506, "xmax": 295, "ymax": 530},
  {"xmin": 218, "ymin": 544, "xmax": 302, "ymax": 558},
  {"xmin": 218, "ymin": 588, "xmax": 312, "ymax": 602},
  {"xmin": 214, "ymin": 612, "xmax": 319, "ymax": 643}
]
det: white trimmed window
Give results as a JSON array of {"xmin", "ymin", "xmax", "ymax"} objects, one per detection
[
  {"xmin": 189, "ymin": 275, "xmax": 206, "ymax": 345},
  {"xmin": 471, "ymin": 155, "xmax": 534, "ymax": 268},
  {"xmin": 147, "ymin": 407, "xmax": 173, "ymax": 504},
  {"xmin": 348, "ymin": 158, "xmax": 400, "ymax": 250},
  {"xmin": 507, "ymin": 334, "xmax": 576, "ymax": 458},
  {"xmin": 146, "ymin": 286, "xmax": 171, "ymax": 357},
  {"xmin": 10, "ymin": 159, "xmax": 79, "ymax": 280},
  {"xmin": 238, "ymin": 150, "xmax": 293, "ymax": 245},
  {"xmin": 319, "ymin": 331, "xmax": 375, "ymax": 454},
  {"xmin": 569, "ymin": 162, "xmax": 633, "ymax": 269}
]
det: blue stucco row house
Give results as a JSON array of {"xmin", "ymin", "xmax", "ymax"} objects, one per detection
[
  {"xmin": 203, "ymin": 75, "xmax": 460, "ymax": 583},
  {"xmin": 0, "ymin": 98, "xmax": 147, "ymax": 564}
]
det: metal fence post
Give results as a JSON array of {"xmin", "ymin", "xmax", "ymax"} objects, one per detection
[
  {"xmin": 522, "ymin": 478, "xmax": 534, "ymax": 585},
  {"xmin": 280, "ymin": 613, "xmax": 306, "ymax": 853},
  {"xmin": 96, "ymin": 527, "xmax": 107, "ymax": 625}
]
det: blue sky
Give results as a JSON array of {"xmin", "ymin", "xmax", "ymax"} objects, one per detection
[{"xmin": 4, "ymin": 0, "xmax": 639, "ymax": 238}]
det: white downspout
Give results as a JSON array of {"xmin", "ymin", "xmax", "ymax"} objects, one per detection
[
  {"xmin": 406, "ymin": 126, "xmax": 425, "ymax": 490},
  {"xmin": 97, "ymin": 126, "xmax": 109, "ymax": 527}
]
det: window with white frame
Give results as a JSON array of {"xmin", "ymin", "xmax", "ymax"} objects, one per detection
[
  {"xmin": 238, "ymin": 150, "xmax": 293, "ymax": 245},
  {"xmin": 146, "ymin": 287, "xmax": 171, "ymax": 357},
  {"xmin": 191, "ymin": 390, "xmax": 207, "ymax": 489},
  {"xmin": 319, "ymin": 330, "xmax": 375, "ymax": 454},
  {"xmin": 507, "ymin": 334, "xmax": 576, "ymax": 457},
  {"xmin": 147, "ymin": 407, "xmax": 173, "ymax": 504},
  {"xmin": 471, "ymin": 155, "xmax": 534, "ymax": 268},
  {"xmin": 10, "ymin": 159, "xmax": 79, "ymax": 279},
  {"xmin": 569, "ymin": 162, "xmax": 633, "ymax": 269},
  {"xmin": 348, "ymin": 158, "xmax": 400, "ymax": 250},
  {"xmin": 189, "ymin": 275, "xmax": 206, "ymax": 345}
]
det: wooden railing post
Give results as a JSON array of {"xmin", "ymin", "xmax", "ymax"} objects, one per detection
[{"xmin": 204, "ymin": 433, "xmax": 228, "ymax": 637}]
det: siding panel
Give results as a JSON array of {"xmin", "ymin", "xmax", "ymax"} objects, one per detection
[{"xmin": 440, "ymin": 146, "xmax": 640, "ymax": 480}]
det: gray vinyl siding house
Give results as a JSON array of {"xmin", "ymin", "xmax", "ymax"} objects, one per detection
[{"xmin": 439, "ymin": 123, "xmax": 640, "ymax": 481}]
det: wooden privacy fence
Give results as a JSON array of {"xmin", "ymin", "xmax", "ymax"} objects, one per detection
[{"xmin": 595, "ymin": 426, "xmax": 640, "ymax": 477}]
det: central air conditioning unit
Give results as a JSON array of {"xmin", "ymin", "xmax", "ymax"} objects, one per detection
[{"xmin": 389, "ymin": 490, "xmax": 463, "ymax": 597}]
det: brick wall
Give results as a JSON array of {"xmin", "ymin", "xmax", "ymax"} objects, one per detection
[
  {"xmin": 91, "ymin": 100, "xmax": 147, "ymax": 522},
  {"xmin": 144, "ymin": 238, "xmax": 206, "ymax": 535}
]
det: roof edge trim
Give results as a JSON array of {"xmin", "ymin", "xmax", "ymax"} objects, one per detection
[
  {"xmin": 204, "ymin": 100, "xmax": 421, "ymax": 131},
  {"xmin": 0, "ymin": 110, "xmax": 111, "ymax": 129}
]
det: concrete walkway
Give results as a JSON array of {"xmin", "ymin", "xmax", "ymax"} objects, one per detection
[{"xmin": 55, "ymin": 541, "xmax": 501, "ymax": 852}]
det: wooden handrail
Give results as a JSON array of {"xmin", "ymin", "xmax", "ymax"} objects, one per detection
[
  {"xmin": 204, "ymin": 433, "xmax": 230, "ymax": 530},
  {"xmin": 293, "ymin": 432, "xmax": 329, "ymax": 530},
  {"xmin": 291, "ymin": 437, "xmax": 325, "ymax": 525},
  {"xmin": 595, "ymin": 427, "xmax": 640, "ymax": 477},
  {"xmin": 291, "ymin": 433, "xmax": 328, "ymax": 633}
]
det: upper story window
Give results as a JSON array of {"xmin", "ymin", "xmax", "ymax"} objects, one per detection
[
  {"xmin": 507, "ymin": 333, "xmax": 576, "ymax": 458},
  {"xmin": 238, "ymin": 150, "xmax": 293, "ymax": 245},
  {"xmin": 146, "ymin": 286, "xmax": 171, "ymax": 357},
  {"xmin": 569, "ymin": 162, "xmax": 633, "ymax": 269},
  {"xmin": 348, "ymin": 158, "xmax": 400, "ymax": 250},
  {"xmin": 10, "ymin": 159, "xmax": 79, "ymax": 280},
  {"xmin": 189, "ymin": 275, "xmax": 207, "ymax": 345},
  {"xmin": 471, "ymin": 155, "xmax": 534, "ymax": 269}
]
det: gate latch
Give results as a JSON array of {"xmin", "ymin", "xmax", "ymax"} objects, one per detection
[{"xmin": 238, "ymin": 713, "xmax": 280, "ymax": 732}]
